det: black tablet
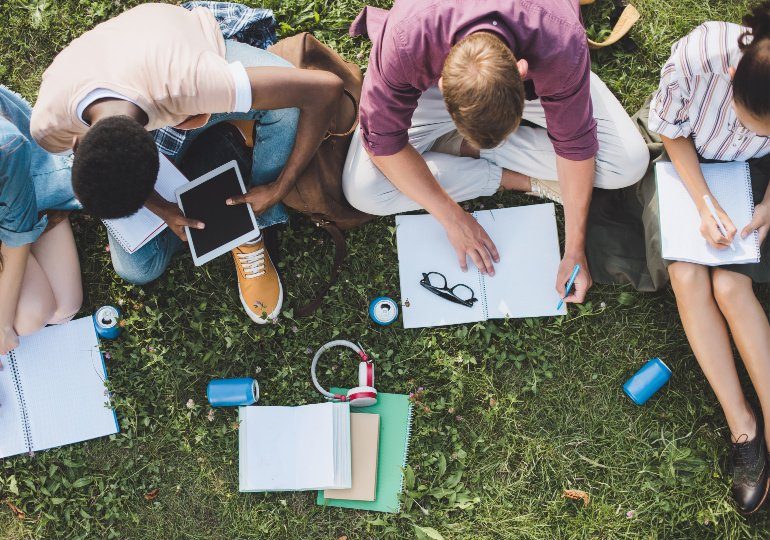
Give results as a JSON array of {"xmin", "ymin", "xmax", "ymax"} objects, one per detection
[{"xmin": 175, "ymin": 161, "xmax": 259, "ymax": 266}]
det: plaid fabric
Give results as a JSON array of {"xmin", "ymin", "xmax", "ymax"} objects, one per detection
[{"xmin": 152, "ymin": 2, "xmax": 277, "ymax": 157}]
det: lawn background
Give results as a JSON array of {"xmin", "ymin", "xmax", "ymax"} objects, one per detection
[{"xmin": 0, "ymin": 0, "xmax": 768, "ymax": 538}]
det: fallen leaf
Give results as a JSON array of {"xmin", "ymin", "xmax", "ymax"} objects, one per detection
[
  {"xmin": 144, "ymin": 488, "xmax": 160, "ymax": 501},
  {"xmin": 338, "ymin": 536, "xmax": 349, "ymax": 540},
  {"xmin": 562, "ymin": 489, "xmax": 590, "ymax": 507},
  {"xmin": 5, "ymin": 500, "xmax": 25, "ymax": 520}
]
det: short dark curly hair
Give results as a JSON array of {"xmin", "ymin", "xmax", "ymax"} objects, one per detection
[{"xmin": 72, "ymin": 116, "xmax": 159, "ymax": 219}]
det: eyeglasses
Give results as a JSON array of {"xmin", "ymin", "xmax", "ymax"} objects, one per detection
[{"xmin": 419, "ymin": 271, "xmax": 478, "ymax": 308}]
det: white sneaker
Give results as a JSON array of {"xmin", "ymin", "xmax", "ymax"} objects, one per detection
[{"xmin": 528, "ymin": 178, "xmax": 563, "ymax": 205}]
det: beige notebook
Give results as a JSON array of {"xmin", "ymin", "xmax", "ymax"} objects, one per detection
[{"xmin": 324, "ymin": 413, "xmax": 380, "ymax": 501}]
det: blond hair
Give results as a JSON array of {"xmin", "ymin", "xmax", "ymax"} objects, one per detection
[{"xmin": 442, "ymin": 32, "xmax": 524, "ymax": 149}]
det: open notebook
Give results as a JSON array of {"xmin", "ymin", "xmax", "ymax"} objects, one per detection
[
  {"xmin": 102, "ymin": 153, "xmax": 188, "ymax": 253},
  {"xmin": 396, "ymin": 204, "xmax": 566, "ymax": 329},
  {"xmin": 657, "ymin": 161, "xmax": 760, "ymax": 265},
  {"xmin": 0, "ymin": 317, "xmax": 119, "ymax": 458},
  {"xmin": 239, "ymin": 402, "xmax": 351, "ymax": 492}
]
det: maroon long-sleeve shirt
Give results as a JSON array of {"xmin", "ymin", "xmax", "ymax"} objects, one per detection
[{"xmin": 351, "ymin": 0, "xmax": 598, "ymax": 161}]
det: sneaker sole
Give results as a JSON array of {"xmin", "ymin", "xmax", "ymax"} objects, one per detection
[{"xmin": 238, "ymin": 278, "xmax": 283, "ymax": 325}]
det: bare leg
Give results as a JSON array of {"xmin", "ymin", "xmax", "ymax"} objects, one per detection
[
  {"xmin": 29, "ymin": 219, "xmax": 82, "ymax": 324},
  {"xmin": 669, "ymin": 262, "xmax": 756, "ymax": 441},
  {"xmin": 713, "ymin": 269, "xmax": 770, "ymax": 444},
  {"xmin": 14, "ymin": 254, "xmax": 56, "ymax": 336}
]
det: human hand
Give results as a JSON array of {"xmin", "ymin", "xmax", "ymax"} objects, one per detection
[
  {"xmin": 443, "ymin": 209, "xmax": 499, "ymax": 275},
  {"xmin": 0, "ymin": 326, "xmax": 19, "ymax": 356},
  {"xmin": 742, "ymin": 199, "xmax": 770, "ymax": 245},
  {"xmin": 157, "ymin": 201, "xmax": 204, "ymax": 242},
  {"xmin": 699, "ymin": 200, "xmax": 736, "ymax": 250},
  {"xmin": 226, "ymin": 184, "xmax": 282, "ymax": 216},
  {"xmin": 556, "ymin": 252, "xmax": 592, "ymax": 304}
]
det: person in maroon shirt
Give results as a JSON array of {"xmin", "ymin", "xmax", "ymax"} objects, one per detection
[{"xmin": 342, "ymin": 0, "xmax": 649, "ymax": 304}]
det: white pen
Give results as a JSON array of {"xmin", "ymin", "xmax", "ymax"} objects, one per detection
[{"xmin": 703, "ymin": 195, "xmax": 736, "ymax": 251}]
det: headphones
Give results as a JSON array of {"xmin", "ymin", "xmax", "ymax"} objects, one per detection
[{"xmin": 311, "ymin": 340, "xmax": 377, "ymax": 407}]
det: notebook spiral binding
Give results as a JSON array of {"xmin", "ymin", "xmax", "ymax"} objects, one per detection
[
  {"xmin": 8, "ymin": 351, "xmax": 34, "ymax": 456},
  {"xmin": 101, "ymin": 219, "xmax": 131, "ymax": 253},
  {"xmin": 397, "ymin": 403, "xmax": 414, "ymax": 513},
  {"xmin": 743, "ymin": 162, "xmax": 762, "ymax": 262}
]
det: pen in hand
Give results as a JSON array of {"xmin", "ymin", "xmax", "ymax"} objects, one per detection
[
  {"xmin": 557, "ymin": 264, "xmax": 581, "ymax": 311},
  {"xmin": 702, "ymin": 195, "xmax": 736, "ymax": 251}
]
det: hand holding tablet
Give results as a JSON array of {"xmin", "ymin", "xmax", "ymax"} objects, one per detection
[{"xmin": 175, "ymin": 161, "xmax": 260, "ymax": 266}]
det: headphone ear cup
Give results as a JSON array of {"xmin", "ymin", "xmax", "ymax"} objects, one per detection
[
  {"xmin": 358, "ymin": 361, "xmax": 375, "ymax": 388},
  {"xmin": 347, "ymin": 386, "xmax": 378, "ymax": 407}
]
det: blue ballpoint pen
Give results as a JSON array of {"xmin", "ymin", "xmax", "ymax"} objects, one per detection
[{"xmin": 556, "ymin": 264, "xmax": 581, "ymax": 310}]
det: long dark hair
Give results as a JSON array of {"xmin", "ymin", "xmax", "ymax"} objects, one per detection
[{"xmin": 734, "ymin": 1, "xmax": 770, "ymax": 117}]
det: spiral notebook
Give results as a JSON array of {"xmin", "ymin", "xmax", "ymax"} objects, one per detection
[
  {"xmin": 396, "ymin": 204, "xmax": 566, "ymax": 329},
  {"xmin": 102, "ymin": 153, "xmax": 188, "ymax": 254},
  {"xmin": 657, "ymin": 161, "xmax": 761, "ymax": 266},
  {"xmin": 0, "ymin": 317, "xmax": 119, "ymax": 458},
  {"xmin": 317, "ymin": 391, "xmax": 412, "ymax": 513}
]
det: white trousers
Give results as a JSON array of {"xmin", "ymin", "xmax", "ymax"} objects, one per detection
[{"xmin": 343, "ymin": 72, "xmax": 650, "ymax": 216}]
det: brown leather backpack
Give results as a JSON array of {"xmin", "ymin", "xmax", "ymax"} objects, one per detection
[{"xmin": 266, "ymin": 33, "xmax": 375, "ymax": 316}]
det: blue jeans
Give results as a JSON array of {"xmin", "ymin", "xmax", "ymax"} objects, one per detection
[
  {"xmin": 0, "ymin": 86, "xmax": 79, "ymax": 247},
  {"xmin": 110, "ymin": 41, "xmax": 298, "ymax": 284}
]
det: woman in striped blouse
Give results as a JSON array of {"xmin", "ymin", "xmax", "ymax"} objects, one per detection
[{"xmin": 648, "ymin": 3, "xmax": 770, "ymax": 514}]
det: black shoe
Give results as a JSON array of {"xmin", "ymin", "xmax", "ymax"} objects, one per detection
[{"xmin": 729, "ymin": 424, "xmax": 770, "ymax": 515}]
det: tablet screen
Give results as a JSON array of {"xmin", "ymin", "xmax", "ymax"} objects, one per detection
[{"xmin": 178, "ymin": 166, "xmax": 256, "ymax": 258}]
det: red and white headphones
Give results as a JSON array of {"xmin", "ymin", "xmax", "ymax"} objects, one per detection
[{"xmin": 311, "ymin": 340, "xmax": 377, "ymax": 407}]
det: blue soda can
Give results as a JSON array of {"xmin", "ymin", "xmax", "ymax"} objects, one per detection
[
  {"xmin": 369, "ymin": 297, "xmax": 399, "ymax": 326},
  {"xmin": 207, "ymin": 378, "xmax": 260, "ymax": 407},
  {"xmin": 93, "ymin": 305, "xmax": 121, "ymax": 340},
  {"xmin": 623, "ymin": 358, "xmax": 672, "ymax": 405}
]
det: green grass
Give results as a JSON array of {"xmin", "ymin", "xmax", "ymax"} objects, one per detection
[{"xmin": 0, "ymin": 0, "xmax": 768, "ymax": 538}]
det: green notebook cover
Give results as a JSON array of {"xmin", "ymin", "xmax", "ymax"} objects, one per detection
[{"xmin": 316, "ymin": 390, "xmax": 412, "ymax": 513}]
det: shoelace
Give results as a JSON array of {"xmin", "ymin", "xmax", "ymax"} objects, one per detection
[
  {"xmin": 730, "ymin": 434, "xmax": 761, "ymax": 483},
  {"xmin": 237, "ymin": 247, "xmax": 266, "ymax": 279}
]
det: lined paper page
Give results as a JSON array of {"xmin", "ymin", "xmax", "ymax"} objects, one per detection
[
  {"xmin": 14, "ymin": 317, "xmax": 118, "ymax": 453},
  {"xmin": 103, "ymin": 153, "xmax": 188, "ymax": 253},
  {"xmin": 396, "ymin": 213, "xmax": 486, "ymax": 329},
  {"xmin": 0, "ymin": 353, "xmax": 29, "ymax": 458},
  {"xmin": 476, "ymin": 205, "xmax": 566, "ymax": 319},
  {"xmin": 657, "ymin": 161, "xmax": 760, "ymax": 266}
]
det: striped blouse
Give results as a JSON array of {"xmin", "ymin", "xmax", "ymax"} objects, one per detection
[{"xmin": 649, "ymin": 21, "xmax": 770, "ymax": 162}]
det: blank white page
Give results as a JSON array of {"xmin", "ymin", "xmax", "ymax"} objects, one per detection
[
  {"xmin": 13, "ymin": 317, "xmax": 119, "ymax": 453},
  {"xmin": 476, "ymin": 205, "xmax": 566, "ymax": 319},
  {"xmin": 0, "ymin": 352, "xmax": 29, "ymax": 458},
  {"xmin": 102, "ymin": 154, "xmax": 188, "ymax": 253},
  {"xmin": 396, "ymin": 213, "xmax": 486, "ymax": 329},
  {"xmin": 657, "ymin": 161, "xmax": 760, "ymax": 266},
  {"xmin": 295, "ymin": 403, "xmax": 335, "ymax": 489},
  {"xmin": 239, "ymin": 406, "xmax": 300, "ymax": 491},
  {"xmin": 239, "ymin": 403, "xmax": 337, "ymax": 491}
]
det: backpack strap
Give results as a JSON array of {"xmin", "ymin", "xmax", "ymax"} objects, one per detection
[
  {"xmin": 586, "ymin": 3, "xmax": 640, "ymax": 50},
  {"xmin": 295, "ymin": 220, "xmax": 348, "ymax": 318}
]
